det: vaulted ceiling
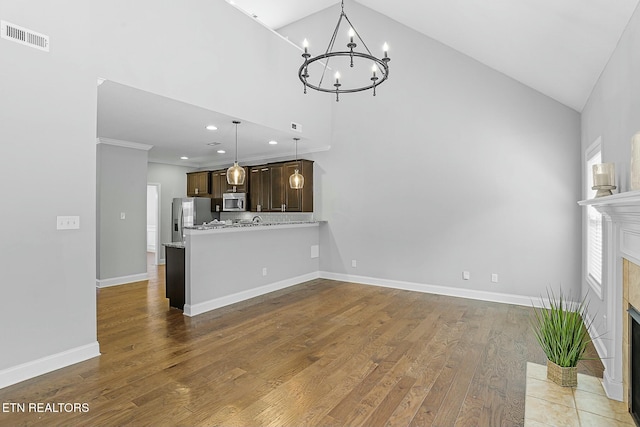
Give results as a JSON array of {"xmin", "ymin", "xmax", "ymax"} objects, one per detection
[{"xmin": 229, "ymin": 0, "xmax": 640, "ymax": 112}]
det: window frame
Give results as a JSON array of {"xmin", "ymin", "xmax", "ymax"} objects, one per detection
[{"xmin": 585, "ymin": 137, "xmax": 603, "ymax": 300}]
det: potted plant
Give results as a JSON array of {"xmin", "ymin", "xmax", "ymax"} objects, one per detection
[{"xmin": 531, "ymin": 289, "xmax": 592, "ymax": 387}]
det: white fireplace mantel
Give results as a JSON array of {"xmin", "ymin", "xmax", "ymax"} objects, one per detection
[{"xmin": 578, "ymin": 190, "xmax": 640, "ymax": 401}]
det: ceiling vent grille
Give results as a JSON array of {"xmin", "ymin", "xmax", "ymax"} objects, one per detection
[{"xmin": 1, "ymin": 20, "xmax": 49, "ymax": 52}]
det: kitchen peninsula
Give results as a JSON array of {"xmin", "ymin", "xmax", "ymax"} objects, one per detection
[{"xmin": 165, "ymin": 221, "xmax": 321, "ymax": 317}]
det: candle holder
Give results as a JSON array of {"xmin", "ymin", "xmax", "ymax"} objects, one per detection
[{"xmin": 592, "ymin": 162, "xmax": 616, "ymax": 197}]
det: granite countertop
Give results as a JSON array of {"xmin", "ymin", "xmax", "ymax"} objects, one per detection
[
  {"xmin": 163, "ymin": 242, "xmax": 185, "ymax": 248},
  {"xmin": 184, "ymin": 220, "xmax": 322, "ymax": 231}
]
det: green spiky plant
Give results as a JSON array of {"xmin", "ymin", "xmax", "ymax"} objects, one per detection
[{"xmin": 531, "ymin": 289, "xmax": 592, "ymax": 368}]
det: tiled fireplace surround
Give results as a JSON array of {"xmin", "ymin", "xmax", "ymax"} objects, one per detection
[{"xmin": 580, "ymin": 191, "xmax": 640, "ymax": 408}]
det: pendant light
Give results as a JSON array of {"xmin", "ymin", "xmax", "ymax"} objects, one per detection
[
  {"xmin": 226, "ymin": 120, "xmax": 246, "ymax": 185},
  {"xmin": 289, "ymin": 137, "xmax": 304, "ymax": 189}
]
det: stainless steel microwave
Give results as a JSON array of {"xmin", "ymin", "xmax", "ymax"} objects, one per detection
[{"xmin": 222, "ymin": 193, "xmax": 247, "ymax": 211}]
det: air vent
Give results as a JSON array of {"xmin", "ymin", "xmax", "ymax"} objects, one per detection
[
  {"xmin": 291, "ymin": 122, "xmax": 302, "ymax": 133},
  {"xmin": 1, "ymin": 20, "xmax": 49, "ymax": 52}
]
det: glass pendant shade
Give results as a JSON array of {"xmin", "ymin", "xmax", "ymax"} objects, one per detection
[
  {"xmin": 227, "ymin": 120, "xmax": 245, "ymax": 185},
  {"xmin": 227, "ymin": 161, "xmax": 245, "ymax": 185},
  {"xmin": 289, "ymin": 169, "xmax": 304, "ymax": 189}
]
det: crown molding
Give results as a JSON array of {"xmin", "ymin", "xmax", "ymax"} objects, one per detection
[{"xmin": 96, "ymin": 137, "xmax": 153, "ymax": 151}]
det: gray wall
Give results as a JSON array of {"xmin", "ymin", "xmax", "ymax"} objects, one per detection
[
  {"xmin": 282, "ymin": 1, "xmax": 583, "ymax": 299},
  {"xmin": 147, "ymin": 162, "xmax": 197, "ymax": 262},
  {"xmin": 0, "ymin": 1, "xmax": 97, "ymax": 370},
  {"xmin": 96, "ymin": 143, "xmax": 148, "ymax": 281},
  {"xmin": 1, "ymin": 0, "xmax": 331, "ymax": 380},
  {"xmin": 581, "ymin": 4, "xmax": 640, "ymax": 347}
]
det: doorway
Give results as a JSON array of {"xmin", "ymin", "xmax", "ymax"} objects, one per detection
[{"xmin": 147, "ymin": 183, "xmax": 161, "ymax": 266}]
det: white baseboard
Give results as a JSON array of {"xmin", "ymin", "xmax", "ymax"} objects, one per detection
[
  {"xmin": 584, "ymin": 310, "xmax": 608, "ymax": 360},
  {"xmin": 602, "ymin": 372, "xmax": 624, "ymax": 401},
  {"xmin": 96, "ymin": 272, "xmax": 149, "ymax": 288},
  {"xmin": 184, "ymin": 271, "xmax": 321, "ymax": 317},
  {"xmin": 0, "ymin": 342, "xmax": 100, "ymax": 389},
  {"xmin": 319, "ymin": 271, "xmax": 549, "ymax": 308}
]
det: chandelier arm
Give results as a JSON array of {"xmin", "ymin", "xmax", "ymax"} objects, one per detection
[
  {"xmin": 342, "ymin": 14, "xmax": 374, "ymax": 57},
  {"xmin": 319, "ymin": 12, "xmax": 344, "ymax": 89}
]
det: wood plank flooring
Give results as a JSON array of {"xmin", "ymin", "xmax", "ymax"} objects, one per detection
[{"xmin": 0, "ymin": 260, "xmax": 603, "ymax": 426}]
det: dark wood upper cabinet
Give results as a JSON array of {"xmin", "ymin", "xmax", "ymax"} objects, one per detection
[
  {"xmin": 269, "ymin": 163, "xmax": 285, "ymax": 211},
  {"xmin": 284, "ymin": 160, "xmax": 313, "ymax": 212},
  {"xmin": 248, "ymin": 160, "xmax": 313, "ymax": 212},
  {"xmin": 186, "ymin": 171, "xmax": 211, "ymax": 197}
]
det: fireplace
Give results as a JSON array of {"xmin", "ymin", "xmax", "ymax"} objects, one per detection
[{"xmin": 578, "ymin": 191, "xmax": 640, "ymax": 406}]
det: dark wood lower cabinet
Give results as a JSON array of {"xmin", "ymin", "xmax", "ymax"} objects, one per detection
[{"xmin": 165, "ymin": 246, "xmax": 185, "ymax": 310}]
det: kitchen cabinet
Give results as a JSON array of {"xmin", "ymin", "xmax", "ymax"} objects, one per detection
[
  {"xmin": 210, "ymin": 170, "xmax": 227, "ymax": 213},
  {"xmin": 249, "ymin": 160, "xmax": 313, "ymax": 212},
  {"xmin": 208, "ymin": 168, "xmax": 250, "ymax": 212},
  {"xmin": 284, "ymin": 160, "xmax": 314, "ymax": 212},
  {"xmin": 249, "ymin": 165, "xmax": 270, "ymax": 212},
  {"xmin": 270, "ymin": 163, "xmax": 285, "ymax": 211},
  {"xmin": 186, "ymin": 171, "xmax": 210, "ymax": 197}
]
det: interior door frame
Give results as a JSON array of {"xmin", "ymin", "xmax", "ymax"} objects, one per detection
[{"xmin": 147, "ymin": 183, "xmax": 161, "ymax": 266}]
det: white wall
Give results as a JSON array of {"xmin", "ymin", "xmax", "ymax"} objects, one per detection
[
  {"xmin": 147, "ymin": 162, "xmax": 197, "ymax": 262},
  {"xmin": 91, "ymin": 0, "xmax": 332, "ymax": 146},
  {"xmin": 96, "ymin": 143, "xmax": 148, "ymax": 283},
  {"xmin": 0, "ymin": 0, "xmax": 331, "ymax": 385},
  {"xmin": 581, "ymin": 3, "xmax": 640, "ymax": 360},
  {"xmin": 282, "ymin": 1, "xmax": 582, "ymax": 300},
  {"xmin": 0, "ymin": 0, "xmax": 99, "ymax": 377}
]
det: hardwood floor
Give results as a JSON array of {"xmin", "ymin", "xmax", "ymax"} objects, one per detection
[{"xmin": 0, "ymin": 258, "xmax": 603, "ymax": 426}]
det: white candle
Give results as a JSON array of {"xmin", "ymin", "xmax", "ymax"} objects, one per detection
[{"xmin": 594, "ymin": 173, "xmax": 609, "ymax": 186}]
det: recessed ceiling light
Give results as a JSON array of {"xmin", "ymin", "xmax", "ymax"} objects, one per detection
[
  {"xmin": 180, "ymin": 156, "xmax": 189, "ymax": 160},
  {"xmin": 269, "ymin": 140, "xmax": 278, "ymax": 145},
  {"xmin": 206, "ymin": 125, "xmax": 218, "ymax": 131},
  {"xmin": 217, "ymin": 150, "xmax": 226, "ymax": 154}
]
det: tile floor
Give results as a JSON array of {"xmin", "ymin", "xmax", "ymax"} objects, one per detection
[{"xmin": 524, "ymin": 362, "xmax": 636, "ymax": 426}]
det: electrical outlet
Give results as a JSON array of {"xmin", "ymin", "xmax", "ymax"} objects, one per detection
[
  {"xmin": 351, "ymin": 260, "xmax": 357, "ymax": 268},
  {"xmin": 463, "ymin": 271, "xmax": 470, "ymax": 280},
  {"xmin": 491, "ymin": 273, "xmax": 498, "ymax": 283},
  {"xmin": 262, "ymin": 267, "xmax": 267, "ymax": 276},
  {"xmin": 120, "ymin": 212, "xmax": 126, "ymax": 220},
  {"xmin": 311, "ymin": 245, "xmax": 319, "ymax": 259},
  {"xmin": 56, "ymin": 216, "xmax": 80, "ymax": 230}
]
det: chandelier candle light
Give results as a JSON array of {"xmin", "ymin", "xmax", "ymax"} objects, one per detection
[
  {"xmin": 298, "ymin": 0, "xmax": 390, "ymax": 101},
  {"xmin": 226, "ymin": 120, "xmax": 246, "ymax": 186}
]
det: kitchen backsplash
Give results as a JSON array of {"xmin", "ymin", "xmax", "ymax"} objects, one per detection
[{"xmin": 220, "ymin": 212, "xmax": 315, "ymax": 223}]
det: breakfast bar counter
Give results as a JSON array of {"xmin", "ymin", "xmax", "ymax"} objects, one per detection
[{"xmin": 179, "ymin": 221, "xmax": 321, "ymax": 317}]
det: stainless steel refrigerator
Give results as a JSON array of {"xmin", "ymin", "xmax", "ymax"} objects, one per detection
[{"xmin": 171, "ymin": 197, "xmax": 217, "ymax": 242}]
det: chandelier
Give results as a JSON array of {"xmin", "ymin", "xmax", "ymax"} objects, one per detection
[{"xmin": 298, "ymin": 0, "xmax": 390, "ymax": 102}]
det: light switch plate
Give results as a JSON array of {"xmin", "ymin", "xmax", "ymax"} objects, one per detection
[{"xmin": 57, "ymin": 216, "xmax": 80, "ymax": 230}]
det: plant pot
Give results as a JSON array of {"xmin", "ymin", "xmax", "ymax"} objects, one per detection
[{"xmin": 547, "ymin": 359, "xmax": 577, "ymax": 387}]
